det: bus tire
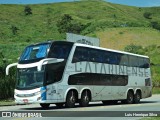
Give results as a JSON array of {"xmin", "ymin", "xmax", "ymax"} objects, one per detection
[
  {"xmin": 134, "ymin": 91, "xmax": 141, "ymax": 104},
  {"xmin": 125, "ymin": 91, "xmax": 134, "ymax": 104},
  {"xmin": 65, "ymin": 91, "xmax": 76, "ymax": 108},
  {"xmin": 55, "ymin": 103, "xmax": 64, "ymax": 108},
  {"xmin": 40, "ymin": 103, "xmax": 50, "ymax": 109},
  {"xmin": 80, "ymin": 91, "xmax": 90, "ymax": 107}
]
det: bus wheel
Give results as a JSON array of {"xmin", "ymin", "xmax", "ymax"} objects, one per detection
[
  {"xmin": 65, "ymin": 91, "xmax": 76, "ymax": 108},
  {"xmin": 80, "ymin": 91, "xmax": 90, "ymax": 107},
  {"xmin": 125, "ymin": 91, "xmax": 134, "ymax": 104},
  {"xmin": 55, "ymin": 103, "xmax": 64, "ymax": 108},
  {"xmin": 40, "ymin": 103, "xmax": 50, "ymax": 109},
  {"xmin": 134, "ymin": 91, "xmax": 141, "ymax": 104}
]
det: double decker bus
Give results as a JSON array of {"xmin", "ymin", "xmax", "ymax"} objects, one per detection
[{"xmin": 6, "ymin": 41, "xmax": 152, "ymax": 108}]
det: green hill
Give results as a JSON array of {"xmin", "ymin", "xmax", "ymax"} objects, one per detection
[
  {"xmin": 0, "ymin": 1, "xmax": 160, "ymax": 58},
  {"xmin": 0, "ymin": 0, "xmax": 160, "ymax": 98}
]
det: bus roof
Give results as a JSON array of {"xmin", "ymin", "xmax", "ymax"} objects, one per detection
[
  {"xmin": 28, "ymin": 40, "xmax": 72, "ymax": 46},
  {"xmin": 74, "ymin": 42, "xmax": 149, "ymax": 58},
  {"xmin": 26, "ymin": 40, "xmax": 149, "ymax": 58}
]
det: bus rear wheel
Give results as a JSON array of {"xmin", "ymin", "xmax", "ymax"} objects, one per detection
[
  {"xmin": 65, "ymin": 91, "xmax": 76, "ymax": 108},
  {"xmin": 80, "ymin": 91, "xmax": 90, "ymax": 107},
  {"xmin": 125, "ymin": 91, "xmax": 134, "ymax": 104},
  {"xmin": 40, "ymin": 103, "xmax": 50, "ymax": 109},
  {"xmin": 134, "ymin": 91, "xmax": 141, "ymax": 104}
]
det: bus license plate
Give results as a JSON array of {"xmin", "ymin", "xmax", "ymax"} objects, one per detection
[{"xmin": 23, "ymin": 99, "xmax": 28, "ymax": 103}]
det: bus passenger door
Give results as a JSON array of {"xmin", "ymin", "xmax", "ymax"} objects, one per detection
[
  {"xmin": 46, "ymin": 84, "xmax": 58, "ymax": 101},
  {"xmin": 46, "ymin": 84, "xmax": 64, "ymax": 101},
  {"xmin": 57, "ymin": 84, "xmax": 64, "ymax": 101}
]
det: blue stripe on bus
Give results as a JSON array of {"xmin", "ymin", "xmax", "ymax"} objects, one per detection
[{"xmin": 40, "ymin": 86, "xmax": 46, "ymax": 100}]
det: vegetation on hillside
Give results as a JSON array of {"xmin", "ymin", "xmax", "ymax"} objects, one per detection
[{"xmin": 0, "ymin": 0, "xmax": 160, "ymax": 99}]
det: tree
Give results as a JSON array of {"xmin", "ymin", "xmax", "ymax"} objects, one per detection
[
  {"xmin": 11, "ymin": 25, "xmax": 19, "ymax": 35},
  {"xmin": 24, "ymin": 6, "xmax": 32, "ymax": 15},
  {"xmin": 124, "ymin": 44, "xmax": 143, "ymax": 54},
  {"xmin": 151, "ymin": 21, "xmax": 160, "ymax": 31},
  {"xmin": 143, "ymin": 12, "xmax": 152, "ymax": 19},
  {"xmin": 57, "ymin": 14, "xmax": 73, "ymax": 33},
  {"xmin": 57, "ymin": 14, "xmax": 85, "ymax": 34}
]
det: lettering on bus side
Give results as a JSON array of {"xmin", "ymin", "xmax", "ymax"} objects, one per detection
[{"xmin": 74, "ymin": 62, "xmax": 149, "ymax": 77}]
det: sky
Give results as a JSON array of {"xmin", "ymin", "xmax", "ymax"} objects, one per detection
[
  {"xmin": 0, "ymin": 0, "xmax": 160, "ymax": 7},
  {"xmin": 0, "ymin": 0, "xmax": 77, "ymax": 4},
  {"xmin": 106, "ymin": 0, "xmax": 160, "ymax": 7}
]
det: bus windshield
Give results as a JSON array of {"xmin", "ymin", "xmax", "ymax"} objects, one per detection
[
  {"xmin": 16, "ymin": 67, "xmax": 44, "ymax": 90},
  {"xmin": 20, "ymin": 43, "xmax": 50, "ymax": 61}
]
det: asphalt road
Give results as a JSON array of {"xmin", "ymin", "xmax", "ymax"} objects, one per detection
[{"xmin": 0, "ymin": 94, "xmax": 160, "ymax": 120}]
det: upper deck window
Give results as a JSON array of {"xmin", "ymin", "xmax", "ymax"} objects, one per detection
[{"xmin": 48, "ymin": 42, "xmax": 73, "ymax": 59}]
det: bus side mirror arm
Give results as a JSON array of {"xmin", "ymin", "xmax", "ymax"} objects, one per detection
[
  {"xmin": 6, "ymin": 63, "xmax": 18, "ymax": 75},
  {"xmin": 37, "ymin": 58, "xmax": 64, "ymax": 71}
]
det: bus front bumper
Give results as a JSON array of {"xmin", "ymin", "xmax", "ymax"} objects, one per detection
[{"xmin": 14, "ymin": 94, "xmax": 42, "ymax": 104}]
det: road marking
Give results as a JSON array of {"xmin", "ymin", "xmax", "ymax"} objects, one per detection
[
  {"xmin": 12, "ymin": 118, "xmax": 31, "ymax": 120},
  {"xmin": 69, "ymin": 102, "xmax": 160, "ymax": 111}
]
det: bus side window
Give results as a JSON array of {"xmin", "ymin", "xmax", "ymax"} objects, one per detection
[
  {"xmin": 129, "ymin": 56, "xmax": 139, "ymax": 67},
  {"xmin": 88, "ymin": 49, "xmax": 102, "ymax": 62},
  {"xmin": 97, "ymin": 50, "xmax": 103, "ymax": 63},
  {"xmin": 104, "ymin": 52, "xmax": 114, "ymax": 64},
  {"xmin": 48, "ymin": 43, "xmax": 72, "ymax": 59},
  {"xmin": 48, "ymin": 46, "xmax": 59, "ymax": 58},
  {"xmin": 103, "ymin": 52, "xmax": 110, "ymax": 64},
  {"xmin": 120, "ymin": 54, "xmax": 128, "ymax": 66},
  {"xmin": 72, "ymin": 48, "xmax": 80, "ymax": 63},
  {"xmin": 81, "ymin": 48, "xmax": 88, "ymax": 61},
  {"xmin": 116, "ymin": 53, "xmax": 121, "ymax": 65},
  {"xmin": 63, "ymin": 47, "xmax": 70, "ymax": 59},
  {"xmin": 106, "ymin": 52, "xmax": 119, "ymax": 65},
  {"xmin": 139, "ymin": 57, "xmax": 145, "ymax": 68},
  {"xmin": 144, "ymin": 58, "xmax": 150, "ymax": 68},
  {"xmin": 72, "ymin": 47, "xmax": 88, "ymax": 63}
]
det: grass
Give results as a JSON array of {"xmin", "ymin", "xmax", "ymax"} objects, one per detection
[
  {"xmin": 96, "ymin": 27, "xmax": 160, "ymax": 50},
  {"xmin": 0, "ymin": 99, "xmax": 15, "ymax": 106},
  {"xmin": 152, "ymin": 87, "xmax": 160, "ymax": 94},
  {"xmin": 141, "ymin": 117, "xmax": 160, "ymax": 120}
]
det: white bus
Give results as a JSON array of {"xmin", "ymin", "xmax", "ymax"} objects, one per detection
[{"xmin": 6, "ymin": 41, "xmax": 152, "ymax": 108}]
